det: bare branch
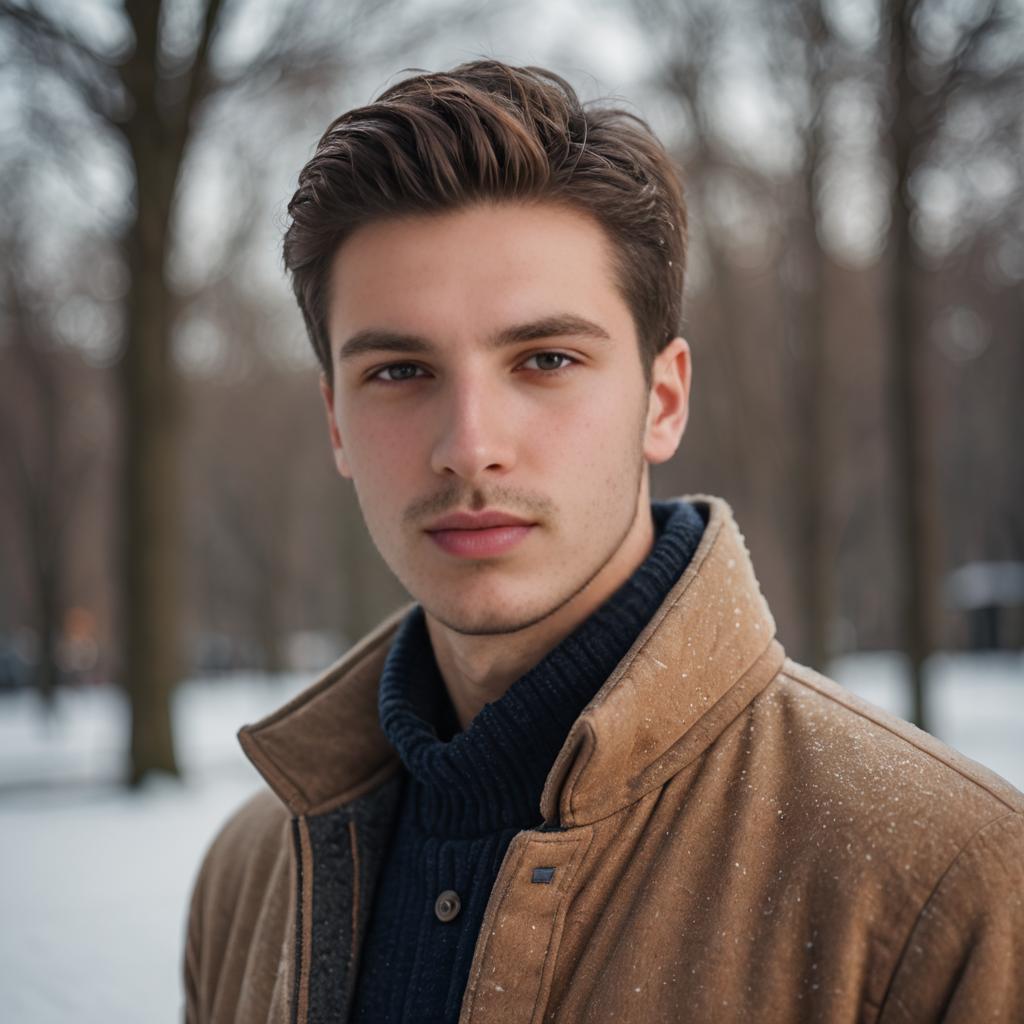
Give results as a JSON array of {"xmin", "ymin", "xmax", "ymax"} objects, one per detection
[
  {"xmin": 202, "ymin": 0, "xmax": 487, "ymax": 105},
  {"xmin": 942, "ymin": 0, "xmax": 1005, "ymax": 90},
  {"xmin": 179, "ymin": 0, "xmax": 227, "ymax": 129},
  {"xmin": 0, "ymin": 1, "xmax": 108, "ymax": 69},
  {"xmin": 0, "ymin": 0, "xmax": 124, "ymax": 123},
  {"xmin": 920, "ymin": 0, "xmax": 1023, "ymax": 132}
]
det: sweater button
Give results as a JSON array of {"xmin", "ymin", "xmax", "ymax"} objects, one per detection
[{"xmin": 434, "ymin": 890, "xmax": 461, "ymax": 923}]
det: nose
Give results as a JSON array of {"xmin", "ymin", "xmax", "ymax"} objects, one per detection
[{"xmin": 429, "ymin": 375, "xmax": 516, "ymax": 481}]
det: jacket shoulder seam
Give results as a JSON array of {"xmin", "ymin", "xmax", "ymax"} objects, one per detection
[
  {"xmin": 780, "ymin": 666, "xmax": 1021, "ymax": 814},
  {"xmin": 875, "ymin": 809, "xmax": 1022, "ymax": 1019}
]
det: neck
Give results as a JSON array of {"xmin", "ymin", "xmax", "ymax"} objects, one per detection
[{"xmin": 425, "ymin": 481, "xmax": 656, "ymax": 730}]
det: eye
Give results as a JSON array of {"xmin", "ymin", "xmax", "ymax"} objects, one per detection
[
  {"xmin": 520, "ymin": 351, "xmax": 576, "ymax": 372},
  {"xmin": 371, "ymin": 363, "xmax": 427, "ymax": 382}
]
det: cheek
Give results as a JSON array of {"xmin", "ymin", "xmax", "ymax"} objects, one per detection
[
  {"xmin": 340, "ymin": 407, "xmax": 415, "ymax": 477},
  {"xmin": 549, "ymin": 386, "xmax": 646, "ymax": 457},
  {"xmin": 529, "ymin": 381, "xmax": 624, "ymax": 440},
  {"xmin": 534, "ymin": 401, "xmax": 644, "ymax": 511}
]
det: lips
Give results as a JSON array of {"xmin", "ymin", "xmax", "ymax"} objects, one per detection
[
  {"xmin": 424, "ymin": 509, "xmax": 536, "ymax": 558},
  {"xmin": 425, "ymin": 510, "xmax": 534, "ymax": 531}
]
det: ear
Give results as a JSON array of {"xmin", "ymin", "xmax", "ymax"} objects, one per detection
[
  {"xmin": 643, "ymin": 336, "xmax": 692, "ymax": 464},
  {"xmin": 319, "ymin": 373, "xmax": 353, "ymax": 479}
]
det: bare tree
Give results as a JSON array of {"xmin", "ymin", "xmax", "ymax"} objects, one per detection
[
  {"xmin": 633, "ymin": 0, "xmax": 780, "ymax": 497},
  {"xmin": 761, "ymin": 0, "xmax": 842, "ymax": 672},
  {"xmin": 0, "ymin": 154, "xmax": 112, "ymax": 713},
  {"xmin": 0, "ymin": 0, "xmax": 479, "ymax": 784},
  {"xmin": 0, "ymin": 259, "xmax": 71, "ymax": 712},
  {"xmin": 630, "ymin": 0, "xmax": 842, "ymax": 662},
  {"xmin": 629, "ymin": 0, "xmax": 1023, "ymax": 717},
  {"xmin": 882, "ymin": 0, "xmax": 1024, "ymax": 728}
]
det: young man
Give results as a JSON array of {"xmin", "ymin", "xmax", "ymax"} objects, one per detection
[{"xmin": 184, "ymin": 61, "xmax": 1023, "ymax": 1023}]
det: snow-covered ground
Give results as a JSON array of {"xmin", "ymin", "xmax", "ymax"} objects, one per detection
[
  {"xmin": 0, "ymin": 652, "xmax": 1020, "ymax": 1023},
  {"xmin": 0, "ymin": 673, "xmax": 310, "ymax": 1024}
]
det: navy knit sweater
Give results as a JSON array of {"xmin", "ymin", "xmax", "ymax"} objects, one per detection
[{"xmin": 350, "ymin": 500, "xmax": 707, "ymax": 1023}]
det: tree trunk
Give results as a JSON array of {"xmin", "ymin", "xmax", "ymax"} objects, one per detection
[
  {"xmin": 887, "ymin": 0, "xmax": 939, "ymax": 730},
  {"xmin": 29, "ymin": 339, "xmax": 63, "ymax": 714},
  {"xmin": 796, "ymin": 95, "xmax": 834, "ymax": 671},
  {"xmin": 120, "ymin": 212, "xmax": 182, "ymax": 783},
  {"xmin": 118, "ymin": 0, "xmax": 186, "ymax": 784},
  {"xmin": 794, "ymin": 223, "xmax": 834, "ymax": 674},
  {"xmin": 32, "ymin": 553, "xmax": 61, "ymax": 714},
  {"xmin": 786, "ymin": 0, "xmax": 835, "ymax": 674}
]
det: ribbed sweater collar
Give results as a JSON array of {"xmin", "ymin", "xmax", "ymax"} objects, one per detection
[{"xmin": 377, "ymin": 500, "xmax": 706, "ymax": 837}]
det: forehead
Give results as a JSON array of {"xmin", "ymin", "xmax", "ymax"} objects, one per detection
[{"xmin": 326, "ymin": 201, "xmax": 634, "ymax": 353}]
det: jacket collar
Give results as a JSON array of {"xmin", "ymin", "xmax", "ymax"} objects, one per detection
[
  {"xmin": 540, "ymin": 495, "xmax": 785, "ymax": 825},
  {"xmin": 238, "ymin": 495, "xmax": 785, "ymax": 822}
]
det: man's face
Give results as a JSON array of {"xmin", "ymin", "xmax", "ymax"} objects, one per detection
[{"xmin": 321, "ymin": 200, "xmax": 684, "ymax": 636}]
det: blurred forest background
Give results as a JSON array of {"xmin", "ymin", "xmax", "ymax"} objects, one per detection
[{"xmin": 1, "ymin": 0, "xmax": 1022, "ymax": 786}]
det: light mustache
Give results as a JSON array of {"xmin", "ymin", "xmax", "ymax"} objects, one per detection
[{"xmin": 403, "ymin": 484, "xmax": 556, "ymax": 525}]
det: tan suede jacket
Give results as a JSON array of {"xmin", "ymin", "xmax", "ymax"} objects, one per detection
[{"xmin": 184, "ymin": 496, "xmax": 1024, "ymax": 1023}]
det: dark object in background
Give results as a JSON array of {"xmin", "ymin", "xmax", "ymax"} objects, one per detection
[
  {"xmin": 0, "ymin": 641, "xmax": 31, "ymax": 692},
  {"xmin": 945, "ymin": 562, "xmax": 1024, "ymax": 650}
]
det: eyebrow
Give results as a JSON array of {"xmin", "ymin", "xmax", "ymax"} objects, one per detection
[{"xmin": 336, "ymin": 313, "xmax": 612, "ymax": 362}]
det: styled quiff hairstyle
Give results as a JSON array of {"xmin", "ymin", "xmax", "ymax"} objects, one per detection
[{"xmin": 283, "ymin": 59, "xmax": 687, "ymax": 383}]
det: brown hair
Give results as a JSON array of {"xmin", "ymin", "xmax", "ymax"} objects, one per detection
[{"xmin": 283, "ymin": 59, "xmax": 687, "ymax": 384}]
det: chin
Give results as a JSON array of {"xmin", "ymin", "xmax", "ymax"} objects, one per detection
[
  {"xmin": 421, "ymin": 587, "xmax": 574, "ymax": 638},
  {"xmin": 423, "ymin": 603, "xmax": 541, "ymax": 638}
]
